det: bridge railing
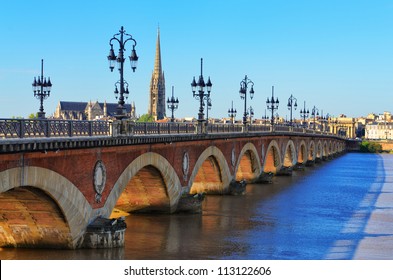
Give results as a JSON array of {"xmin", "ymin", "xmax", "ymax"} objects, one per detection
[
  {"xmin": 0, "ymin": 118, "xmax": 345, "ymax": 140},
  {"xmin": 132, "ymin": 122, "xmax": 196, "ymax": 135},
  {"xmin": 207, "ymin": 123, "xmax": 244, "ymax": 133},
  {"xmin": 0, "ymin": 119, "xmax": 111, "ymax": 138}
]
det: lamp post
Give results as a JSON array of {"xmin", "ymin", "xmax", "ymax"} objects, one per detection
[
  {"xmin": 206, "ymin": 97, "xmax": 212, "ymax": 123},
  {"xmin": 321, "ymin": 111, "xmax": 330, "ymax": 132},
  {"xmin": 248, "ymin": 106, "xmax": 254, "ymax": 125},
  {"xmin": 228, "ymin": 101, "xmax": 237, "ymax": 124},
  {"xmin": 191, "ymin": 58, "xmax": 212, "ymax": 127},
  {"xmin": 266, "ymin": 86, "xmax": 279, "ymax": 125},
  {"xmin": 107, "ymin": 26, "xmax": 138, "ymax": 120},
  {"xmin": 311, "ymin": 106, "xmax": 319, "ymax": 130},
  {"xmin": 239, "ymin": 75, "xmax": 255, "ymax": 125},
  {"xmin": 300, "ymin": 101, "xmax": 309, "ymax": 127},
  {"xmin": 262, "ymin": 109, "xmax": 269, "ymax": 125},
  {"xmin": 167, "ymin": 86, "xmax": 179, "ymax": 122},
  {"xmin": 32, "ymin": 59, "xmax": 52, "ymax": 119},
  {"xmin": 287, "ymin": 94, "xmax": 297, "ymax": 126}
]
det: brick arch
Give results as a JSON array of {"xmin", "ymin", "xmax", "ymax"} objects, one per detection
[
  {"xmin": 323, "ymin": 141, "xmax": 328, "ymax": 157},
  {"xmin": 111, "ymin": 165, "xmax": 172, "ymax": 214},
  {"xmin": 104, "ymin": 152, "xmax": 182, "ymax": 215},
  {"xmin": 0, "ymin": 166, "xmax": 90, "ymax": 249},
  {"xmin": 0, "ymin": 186, "xmax": 72, "ymax": 249},
  {"xmin": 235, "ymin": 142, "xmax": 262, "ymax": 182},
  {"xmin": 328, "ymin": 141, "xmax": 333, "ymax": 156},
  {"xmin": 334, "ymin": 141, "xmax": 340, "ymax": 154},
  {"xmin": 283, "ymin": 140, "xmax": 297, "ymax": 167},
  {"xmin": 308, "ymin": 140, "xmax": 316, "ymax": 161},
  {"xmin": 189, "ymin": 146, "xmax": 231, "ymax": 194},
  {"xmin": 316, "ymin": 140, "xmax": 323, "ymax": 159},
  {"xmin": 297, "ymin": 140, "xmax": 308, "ymax": 164},
  {"xmin": 333, "ymin": 141, "xmax": 338, "ymax": 154},
  {"xmin": 263, "ymin": 140, "xmax": 282, "ymax": 173}
]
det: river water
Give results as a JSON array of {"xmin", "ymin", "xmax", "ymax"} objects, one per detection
[{"xmin": 1, "ymin": 153, "xmax": 393, "ymax": 260}]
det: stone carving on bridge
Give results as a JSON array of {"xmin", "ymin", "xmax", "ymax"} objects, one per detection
[
  {"xmin": 94, "ymin": 160, "xmax": 107, "ymax": 203},
  {"xmin": 182, "ymin": 152, "xmax": 189, "ymax": 181}
]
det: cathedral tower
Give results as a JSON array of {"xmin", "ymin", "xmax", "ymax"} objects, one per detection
[{"xmin": 149, "ymin": 28, "xmax": 165, "ymax": 120}]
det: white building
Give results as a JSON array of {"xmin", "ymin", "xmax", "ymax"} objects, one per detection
[{"xmin": 365, "ymin": 122, "xmax": 393, "ymax": 140}]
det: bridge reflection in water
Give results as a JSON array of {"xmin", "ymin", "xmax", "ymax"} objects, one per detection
[{"xmin": 0, "ymin": 119, "xmax": 348, "ymax": 250}]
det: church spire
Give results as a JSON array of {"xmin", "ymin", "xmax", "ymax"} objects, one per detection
[
  {"xmin": 154, "ymin": 27, "xmax": 162, "ymax": 78},
  {"xmin": 149, "ymin": 27, "xmax": 166, "ymax": 120}
]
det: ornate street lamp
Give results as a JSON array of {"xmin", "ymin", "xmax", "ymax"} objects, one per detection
[
  {"xmin": 266, "ymin": 86, "xmax": 279, "ymax": 125},
  {"xmin": 248, "ymin": 106, "xmax": 254, "ymax": 125},
  {"xmin": 320, "ymin": 110, "xmax": 330, "ymax": 132},
  {"xmin": 32, "ymin": 59, "xmax": 52, "ymax": 119},
  {"xmin": 300, "ymin": 101, "xmax": 309, "ymax": 126},
  {"xmin": 107, "ymin": 26, "xmax": 138, "ymax": 120},
  {"xmin": 239, "ymin": 75, "xmax": 255, "ymax": 125},
  {"xmin": 206, "ymin": 97, "xmax": 212, "ymax": 123},
  {"xmin": 287, "ymin": 94, "xmax": 297, "ymax": 126},
  {"xmin": 191, "ymin": 58, "xmax": 212, "ymax": 125},
  {"xmin": 167, "ymin": 86, "xmax": 179, "ymax": 122},
  {"xmin": 311, "ymin": 106, "xmax": 319, "ymax": 130},
  {"xmin": 228, "ymin": 101, "xmax": 237, "ymax": 124},
  {"xmin": 262, "ymin": 109, "xmax": 269, "ymax": 125}
]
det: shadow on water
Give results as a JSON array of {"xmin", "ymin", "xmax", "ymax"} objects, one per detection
[{"xmin": 0, "ymin": 153, "xmax": 387, "ymax": 260}]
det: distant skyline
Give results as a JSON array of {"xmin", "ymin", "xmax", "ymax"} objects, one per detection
[{"xmin": 1, "ymin": 0, "xmax": 392, "ymax": 119}]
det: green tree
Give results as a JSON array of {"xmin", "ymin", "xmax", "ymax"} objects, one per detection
[
  {"xmin": 360, "ymin": 141, "xmax": 382, "ymax": 153},
  {"xmin": 368, "ymin": 142, "xmax": 382, "ymax": 153},
  {"xmin": 28, "ymin": 113, "xmax": 38, "ymax": 119},
  {"xmin": 137, "ymin": 114, "xmax": 154, "ymax": 122}
]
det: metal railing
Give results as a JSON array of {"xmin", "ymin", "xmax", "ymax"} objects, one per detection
[
  {"xmin": 0, "ymin": 118, "xmax": 343, "ymax": 140},
  {"xmin": 0, "ymin": 119, "xmax": 110, "ymax": 138}
]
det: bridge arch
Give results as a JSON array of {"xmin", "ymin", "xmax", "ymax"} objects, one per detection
[
  {"xmin": 263, "ymin": 140, "xmax": 282, "ymax": 173},
  {"xmin": 323, "ymin": 141, "xmax": 328, "ymax": 158},
  {"xmin": 308, "ymin": 140, "xmax": 316, "ymax": 161},
  {"xmin": 104, "ymin": 152, "xmax": 182, "ymax": 215},
  {"xmin": 189, "ymin": 145, "xmax": 231, "ymax": 194},
  {"xmin": 297, "ymin": 140, "xmax": 308, "ymax": 164},
  {"xmin": 316, "ymin": 141, "xmax": 323, "ymax": 160},
  {"xmin": 283, "ymin": 140, "xmax": 297, "ymax": 167},
  {"xmin": 235, "ymin": 142, "xmax": 262, "ymax": 182},
  {"xmin": 0, "ymin": 167, "xmax": 90, "ymax": 249}
]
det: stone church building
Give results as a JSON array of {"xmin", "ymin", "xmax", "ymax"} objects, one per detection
[{"xmin": 54, "ymin": 101, "xmax": 136, "ymax": 120}]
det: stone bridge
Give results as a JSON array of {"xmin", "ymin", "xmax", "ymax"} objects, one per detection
[{"xmin": 0, "ymin": 120, "xmax": 346, "ymax": 249}]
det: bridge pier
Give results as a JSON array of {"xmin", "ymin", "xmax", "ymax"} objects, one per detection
[
  {"xmin": 276, "ymin": 166, "xmax": 293, "ymax": 176},
  {"xmin": 228, "ymin": 179, "xmax": 247, "ymax": 195},
  {"xmin": 81, "ymin": 217, "xmax": 126, "ymax": 249},
  {"xmin": 293, "ymin": 163, "xmax": 306, "ymax": 171},
  {"xmin": 252, "ymin": 172, "xmax": 274, "ymax": 184},
  {"xmin": 306, "ymin": 160, "xmax": 315, "ymax": 166},
  {"xmin": 175, "ymin": 193, "xmax": 205, "ymax": 213}
]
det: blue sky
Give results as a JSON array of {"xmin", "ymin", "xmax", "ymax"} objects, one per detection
[{"xmin": 0, "ymin": 0, "xmax": 392, "ymax": 119}]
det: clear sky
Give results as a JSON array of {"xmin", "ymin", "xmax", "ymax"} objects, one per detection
[{"xmin": 0, "ymin": 0, "xmax": 392, "ymax": 119}]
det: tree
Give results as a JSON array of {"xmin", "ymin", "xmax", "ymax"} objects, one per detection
[
  {"xmin": 360, "ymin": 141, "xmax": 382, "ymax": 153},
  {"xmin": 28, "ymin": 113, "xmax": 38, "ymax": 119},
  {"xmin": 137, "ymin": 114, "xmax": 154, "ymax": 122}
]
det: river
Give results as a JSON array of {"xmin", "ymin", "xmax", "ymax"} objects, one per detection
[{"xmin": 1, "ymin": 153, "xmax": 393, "ymax": 260}]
